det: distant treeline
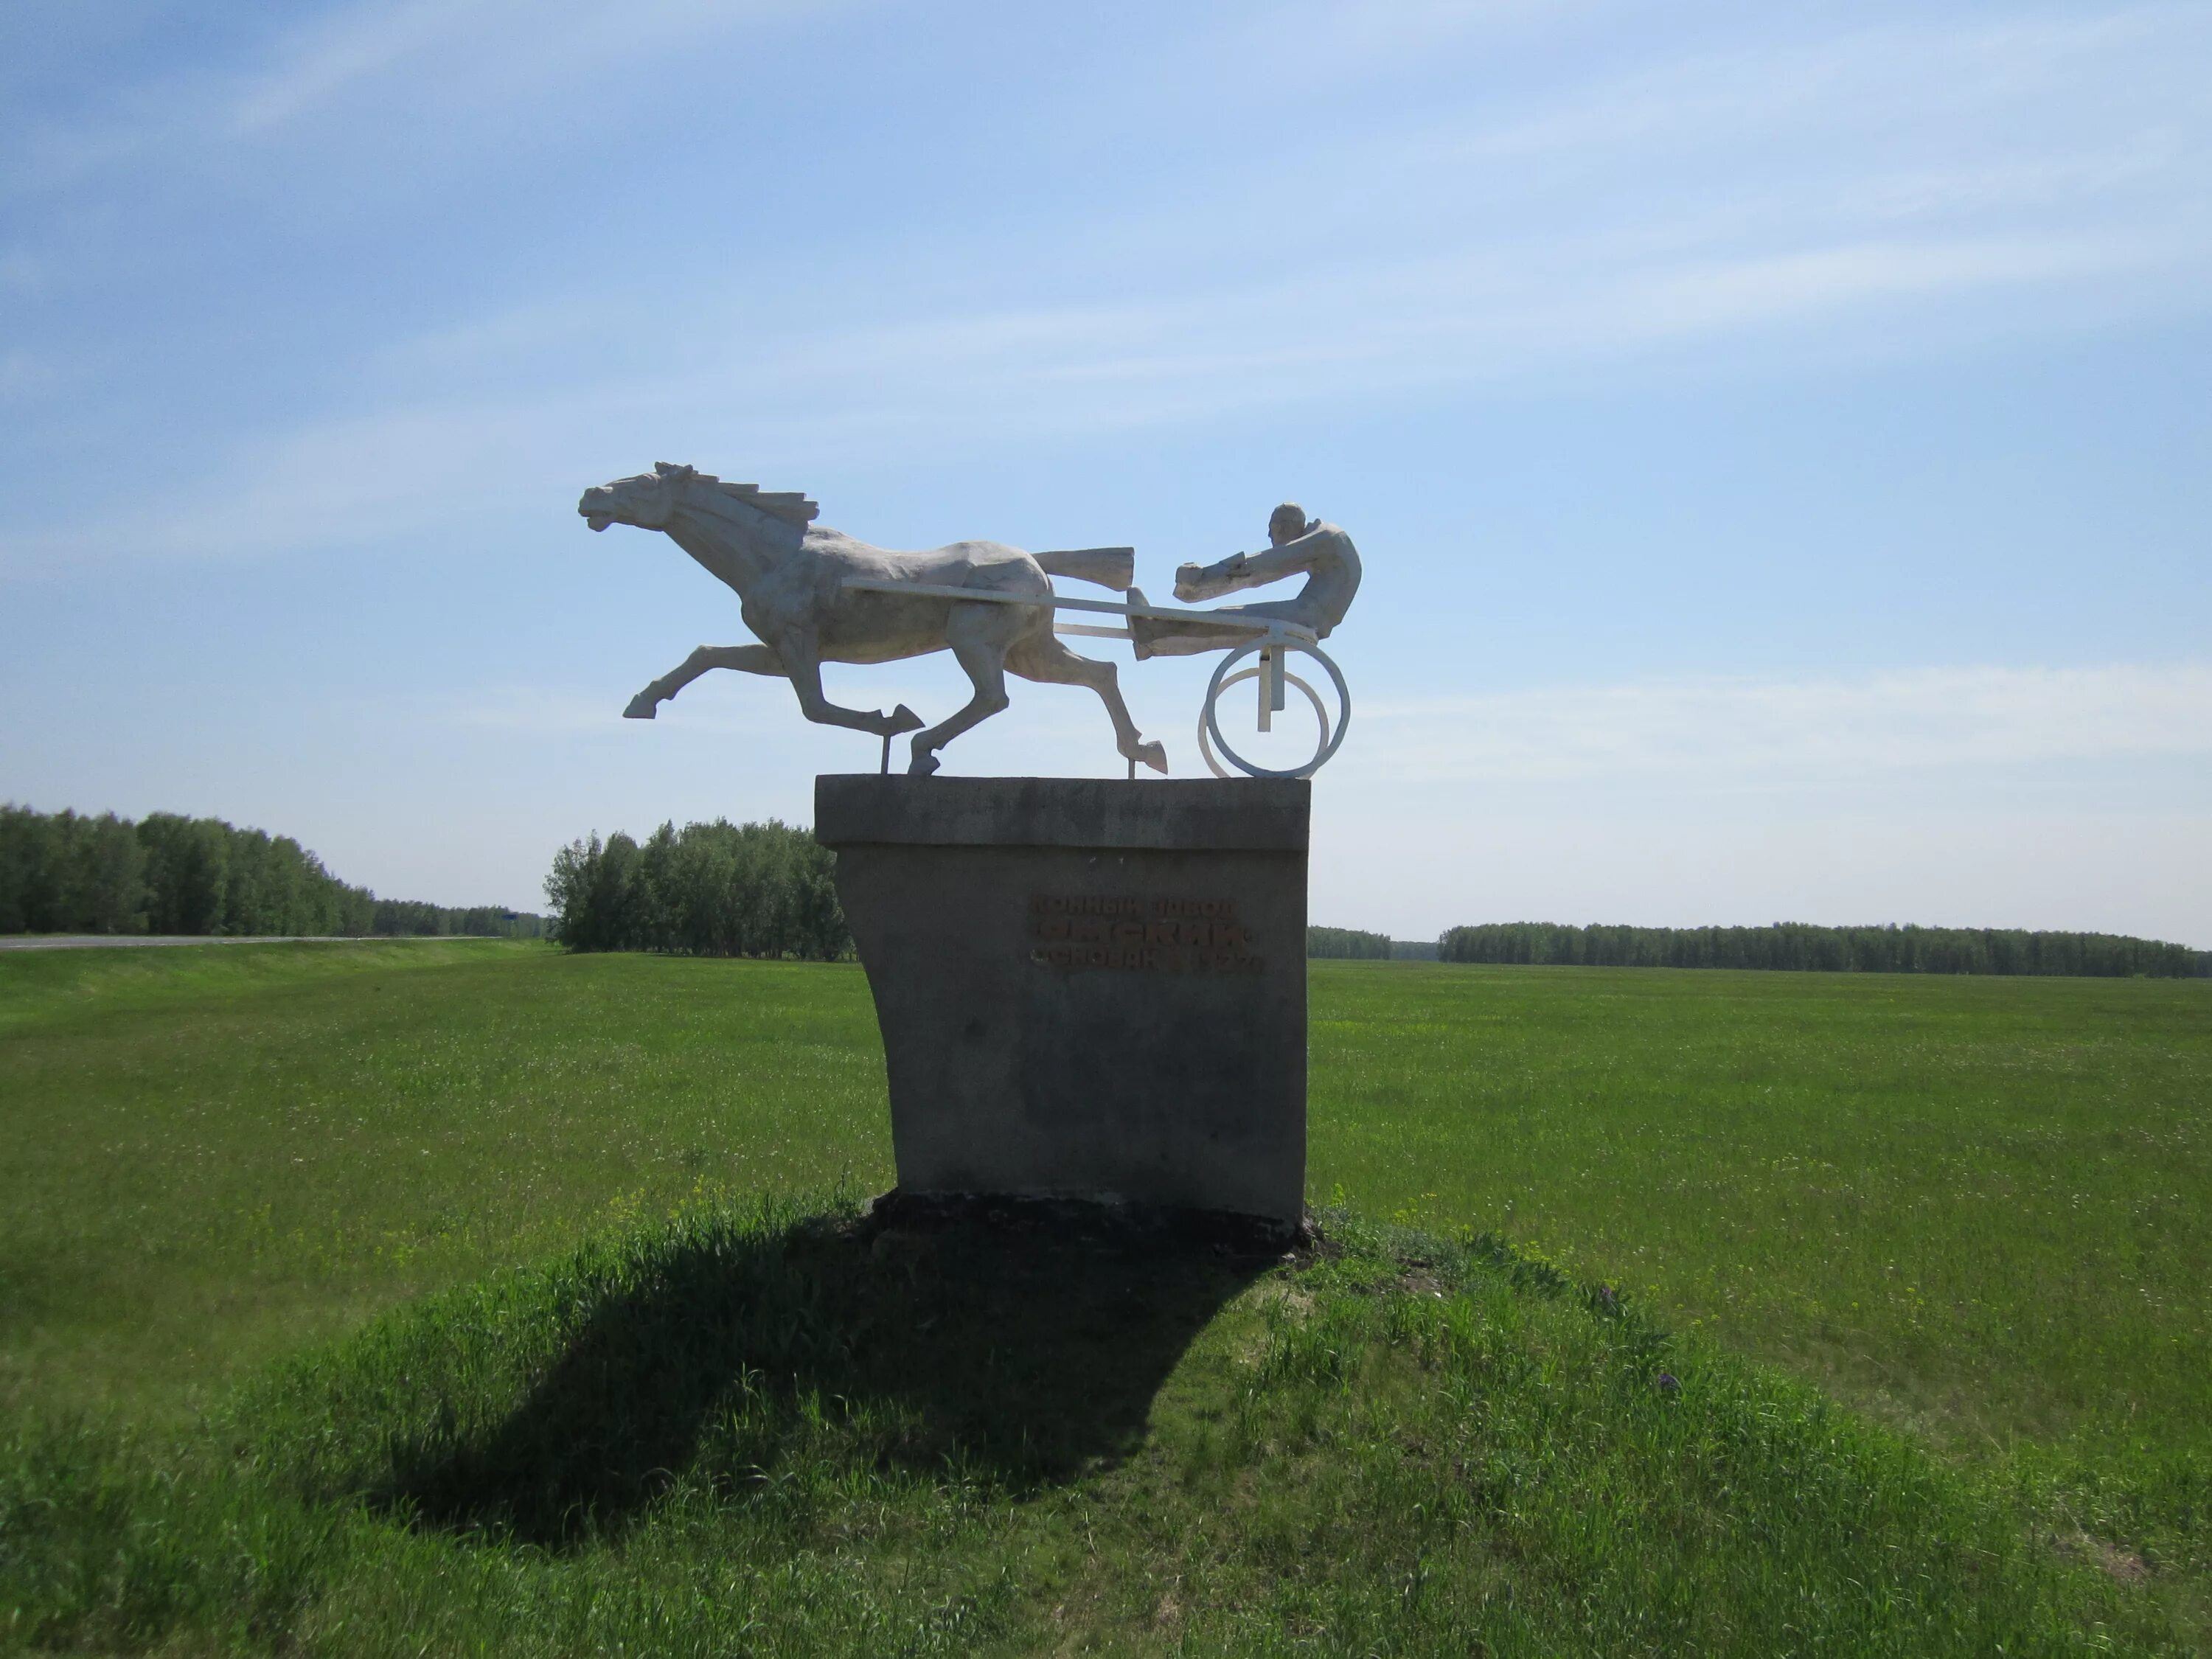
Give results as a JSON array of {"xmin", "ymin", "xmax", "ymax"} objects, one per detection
[
  {"xmin": 544, "ymin": 819, "xmax": 849, "ymax": 959},
  {"xmin": 1439, "ymin": 921, "xmax": 2210, "ymax": 978},
  {"xmin": 1308, "ymin": 925, "xmax": 1393, "ymax": 959},
  {"xmin": 363, "ymin": 899, "xmax": 547, "ymax": 939},
  {"xmin": 0, "ymin": 805, "xmax": 543, "ymax": 939}
]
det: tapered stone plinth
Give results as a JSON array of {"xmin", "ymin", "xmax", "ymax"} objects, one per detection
[{"xmin": 815, "ymin": 776, "xmax": 1308, "ymax": 1227}]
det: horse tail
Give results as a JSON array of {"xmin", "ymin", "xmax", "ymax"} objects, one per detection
[{"xmin": 1033, "ymin": 546, "xmax": 1135, "ymax": 591}]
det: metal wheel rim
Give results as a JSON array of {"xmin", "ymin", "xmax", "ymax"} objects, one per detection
[
  {"xmin": 1200, "ymin": 641, "xmax": 1351, "ymax": 779},
  {"xmin": 1197, "ymin": 666, "xmax": 1330, "ymax": 778}
]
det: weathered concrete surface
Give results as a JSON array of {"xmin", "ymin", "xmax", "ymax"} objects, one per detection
[{"xmin": 817, "ymin": 776, "xmax": 1308, "ymax": 1226}]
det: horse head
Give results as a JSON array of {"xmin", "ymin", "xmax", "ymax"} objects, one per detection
[
  {"xmin": 578, "ymin": 461, "xmax": 697, "ymax": 533},
  {"xmin": 1174, "ymin": 549, "xmax": 1265, "ymax": 603}
]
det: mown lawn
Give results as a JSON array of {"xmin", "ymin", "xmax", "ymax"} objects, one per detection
[{"xmin": 1, "ymin": 944, "xmax": 2207, "ymax": 1651}]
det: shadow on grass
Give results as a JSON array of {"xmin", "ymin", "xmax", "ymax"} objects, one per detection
[{"xmin": 380, "ymin": 1200, "xmax": 1275, "ymax": 1546}]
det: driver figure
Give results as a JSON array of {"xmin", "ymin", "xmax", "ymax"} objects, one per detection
[{"xmin": 1130, "ymin": 502, "xmax": 1361, "ymax": 660}]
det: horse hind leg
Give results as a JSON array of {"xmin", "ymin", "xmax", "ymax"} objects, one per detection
[
  {"xmin": 1008, "ymin": 636, "xmax": 1168, "ymax": 774},
  {"xmin": 908, "ymin": 639, "xmax": 1012, "ymax": 775}
]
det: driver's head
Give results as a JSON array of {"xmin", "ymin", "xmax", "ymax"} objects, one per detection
[{"xmin": 1267, "ymin": 502, "xmax": 1310, "ymax": 546}]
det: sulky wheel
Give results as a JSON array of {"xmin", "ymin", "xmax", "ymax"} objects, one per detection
[{"xmin": 1197, "ymin": 639, "xmax": 1352, "ymax": 779}]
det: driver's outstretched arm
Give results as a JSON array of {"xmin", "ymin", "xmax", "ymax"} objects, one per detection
[{"xmin": 1228, "ymin": 524, "xmax": 1352, "ymax": 585}]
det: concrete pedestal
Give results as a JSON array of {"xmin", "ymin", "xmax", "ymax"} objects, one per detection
[{"xmin": 815, "ymin": 776, "xmax": 1309, "ymax": 1226}]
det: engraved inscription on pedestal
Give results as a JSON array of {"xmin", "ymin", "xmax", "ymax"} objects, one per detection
[{"xmin": 1029, "ymin": 895, "xmax": 1264, "ymax": 975}]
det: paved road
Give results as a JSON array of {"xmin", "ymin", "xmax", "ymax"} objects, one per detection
[{"xmin": 0, "ymin": 935, "xmax": 498, "ymax": 952}]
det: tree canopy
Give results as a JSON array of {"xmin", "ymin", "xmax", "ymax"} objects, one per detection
[
  {"xmin": 543, "ymin": 819, "xmax": 849, "ymax": 959},
  {"xmin": 1437, "ymin": 920, "xmax": 2208, "ymax": 978},
  {"xmin": 0, "ymin": 804, "xmax": 543, "ymax": 939},
  {"xmin": 1307, "ymin": 925, "xmax": 1392, "ymax": 959}
]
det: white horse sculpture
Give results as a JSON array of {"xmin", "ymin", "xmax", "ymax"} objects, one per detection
[{"xmin": 580, "ymin": 462, "xmax": 1168, "ymax": 776}]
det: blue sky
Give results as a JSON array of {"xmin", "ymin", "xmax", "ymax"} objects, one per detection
[{"xmin": 3, "ymin": 0, "xmax": 2208, "ymax": 943}]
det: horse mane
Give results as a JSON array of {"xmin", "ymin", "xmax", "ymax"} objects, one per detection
[
  {"xmin": 652, "ymin": 460, "xmax": 819, "ymax": 529},
  {"xmin": 699, "ymin": 472, "xmax": 819, "ymax": 528}
]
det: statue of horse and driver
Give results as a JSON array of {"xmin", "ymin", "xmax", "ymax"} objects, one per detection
[{"xmin": 577, "ymin": 462, "xmax": 1360, "ymax": 777}]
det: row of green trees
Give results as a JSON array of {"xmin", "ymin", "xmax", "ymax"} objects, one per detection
[
  {"xmin": 1437, "ymin": 921, "xmax": 2210, "ymax": 978},
  {"xmin": 366, "ymin": 900, "xmax": 546, "ymax": 939},
  {"xmin": 0, "ymin": 805, "xmax": 543, "ymax": 938},
  {"xmin": 1307, "ymin": 925, "xmax": 1393, "ymax": 959},
  {"xmin": 544, "ymin": 819, "xmax": 849, "ymax": 959}
]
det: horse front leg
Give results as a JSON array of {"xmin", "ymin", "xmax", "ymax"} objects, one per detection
[
  {"xmin": 776, "ymin": 629, "xmax": 923, "ymax": 739},
  {"xmin": 624, "ymin": 644, "xmax": 785, "ymax": 719}
]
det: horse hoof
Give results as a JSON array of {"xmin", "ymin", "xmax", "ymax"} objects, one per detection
[
  {"xmin": 1135, "ymin": 740, "xmax": 1169, "ymax": 774},
  {"xmin": 908, "ymin": 751, "xmax": 942, "ymax": 777},
  {"xmin": 623, "ymin": 694, "xmax": 658, "ymax": 720}
]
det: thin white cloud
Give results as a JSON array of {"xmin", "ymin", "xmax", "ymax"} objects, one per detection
[
  {"xmin": 372, "ymin": 661, "xmax": 2212, "ymax": 793},
  {"xmin": 1310, "ymin": 799, "xmax": 2212, "ymax": 944},
  {"xmin": 228, "ymin": 0, "xmax": 848, "ymax": 133},
  {"xmin": 2, "ymin": 218, "xmax": 2185, "ymax": 575},
  {"xmin": 1435, "ymin": 8, "xmax": 2194, "ymax": 164},
  {"xmin": 228, "ymin": 0, "xmax": 469, "ymax": 133},
  {"xmin": 4, "ymin": 2, "xmax": 2208, "ymax": 573},
  {"xmin": 1600, "ymin": 234, "xmax": 2156, "ymax": 337},
  {"xmin": 1209, "ymin": 0, "xmax": 1580, "ymax": 88},
  {"xmin": 1352, "ymin": 664, "xmax": 2212, "ymax": 786},
  {"xmin": 2, "ymin": 0, "xmax": 849, "ymax": 192}
]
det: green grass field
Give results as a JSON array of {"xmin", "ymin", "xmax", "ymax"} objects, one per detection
[{"xmin": 2, "ymin": 943, "xmax": 2207, "ymax": 1652}]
